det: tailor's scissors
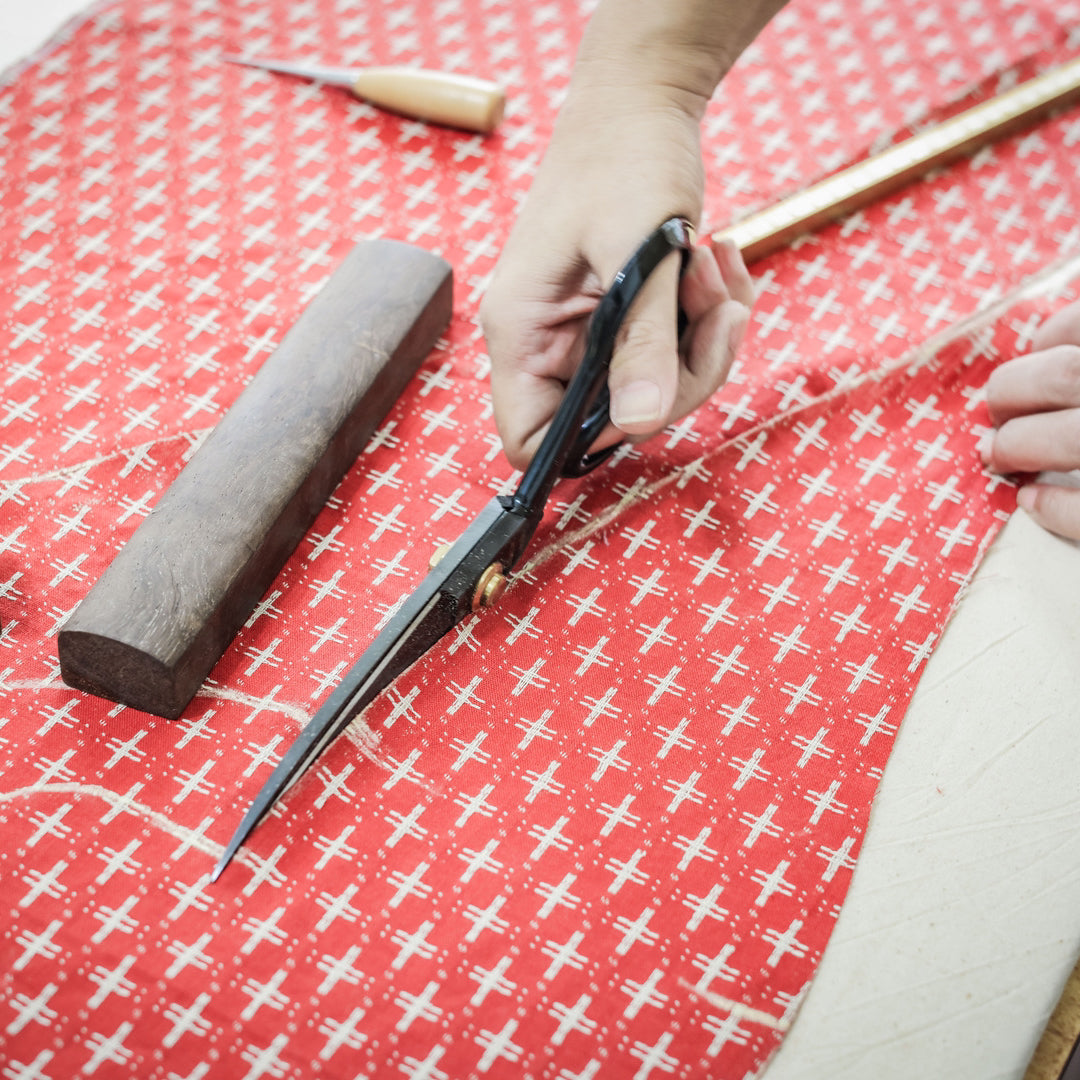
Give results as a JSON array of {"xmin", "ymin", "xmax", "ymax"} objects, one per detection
[{"xmin": 212, "ymin": 217, "xmax": 694, "ymax": 880}]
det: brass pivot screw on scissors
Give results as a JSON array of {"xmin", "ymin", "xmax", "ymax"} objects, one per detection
[
  {"xmin": 211, "ymin": 217, "xmax": 694, "ymax": 880},
  {"xmin": 223, "ymin": 55, "xmax": 506, "ymax": 134}
]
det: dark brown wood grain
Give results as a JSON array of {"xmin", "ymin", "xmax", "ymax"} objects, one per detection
[{"xmin": 58, "ymin": 238, "xmax": 453, "ymax": 719}]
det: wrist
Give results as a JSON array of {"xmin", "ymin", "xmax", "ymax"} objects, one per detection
[
  {"xmin": 567, "ymin": 56, "xmax": 715, "ymax": 126},
  {"xmin": 570, "ymin": 0, "xmax": 788, "ymax": 111}
]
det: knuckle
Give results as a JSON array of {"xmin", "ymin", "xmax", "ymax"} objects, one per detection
[
  {"xmin": 477, "ymin": 291, "xmax": 499, "ymax": 336},
  {"xmin": 506, "ymin": 447, "xmax": 530, "ymax": 472},
  {"xmin": 477, "ymin": 274, "xmax": 515, "ymax": 339},
  {"xmin": 500, "ymin": 433, "xmax": 530, "ymax": 472}
]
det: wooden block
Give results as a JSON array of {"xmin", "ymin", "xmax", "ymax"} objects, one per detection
[{"xmin": 58, "ymin": 239, "xmax": 453, "ymax": 719}]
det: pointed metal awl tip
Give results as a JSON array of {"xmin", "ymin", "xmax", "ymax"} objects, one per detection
[
  {"xmin": 219, "ymin": 54, "xmax": 358, "ymax": 89},
  {"xmin": 220, "ymin": 54, "xmax": 271, "ymax": 73}
]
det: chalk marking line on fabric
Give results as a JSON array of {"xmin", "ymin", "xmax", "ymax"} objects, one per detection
[
  {"xmin": 3, "ymin": 428, "xmax": 213, "ymax": 491},
  {"xmin": 677, "ymin": 977, "xmax": 791, "ymax": 1030},
  {"xmin": 0, "ymin": 780, "xmax": 228, "ymax": 863}
]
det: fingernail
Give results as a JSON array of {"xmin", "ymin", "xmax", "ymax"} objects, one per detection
[
  {"xmin": 976, "ymin": 431, "xmax": 993, "ymax": 466},
  {"xmin": 611, "ymin": 380, "xmax": 663, "ymax": 427},
  {"xmin": 1016, "ymin": 485, "xmax": 1037, "ymax": 513}
]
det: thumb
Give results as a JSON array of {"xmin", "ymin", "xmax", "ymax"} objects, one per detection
[{"xmin": 607, "ymin": 257, "xmax": 681, "ymax": 435}]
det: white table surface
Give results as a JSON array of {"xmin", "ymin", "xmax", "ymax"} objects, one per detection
[{"xmin": 4, "ymin": 5, "xmax": 1079, "ymax": 1077}]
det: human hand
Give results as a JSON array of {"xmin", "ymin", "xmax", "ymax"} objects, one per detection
[
  {"xmin": 480, "ymin": 85, "xmax": 755, "ymax": 472},
  {"xmin": 982, "ymin": 300, "xmax": 1080, "ymax": 539}
]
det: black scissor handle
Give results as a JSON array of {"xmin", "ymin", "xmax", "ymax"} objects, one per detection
[
  {"xmin": 563, "ymin": 218, "xmax": 694, "ymax": 476},
  {"xmin": 511, "ymin": 217, "xmax": 694, "ymax": 513},
  {"xmin": 563, "ymin": 383, "xmax": 615, "ymax": 476}
]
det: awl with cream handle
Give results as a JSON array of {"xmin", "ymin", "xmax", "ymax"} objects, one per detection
[{"xmin": 224, "ymin": 55, "xmax": 506, "ymax": 133}]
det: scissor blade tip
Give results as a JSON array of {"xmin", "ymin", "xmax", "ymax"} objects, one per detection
[{"xmin": 210, "ymin": 836, "xmax": 243, "ymax": 882}]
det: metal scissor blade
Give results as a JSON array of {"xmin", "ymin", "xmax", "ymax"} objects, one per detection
[
  {"xmin": 211, "ymin": 581, "xmax": 447, "ymax": 881},
  {"xmin": 222, "ymin": 54, "xmax": 358, "ymax": 89},
  {"xmin": 212, "ymin": 498, "xmax": 536, "ymax": 881}
]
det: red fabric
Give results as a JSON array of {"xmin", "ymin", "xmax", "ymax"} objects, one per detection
[{"xmin": 2, "ymin": 0, "xmax": 1079, "ymax": 1076}]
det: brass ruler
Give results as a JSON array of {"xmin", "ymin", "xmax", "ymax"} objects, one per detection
[{"xmin": 713, "ymin": 55, "xmax": 1080, "ymax": 261}]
